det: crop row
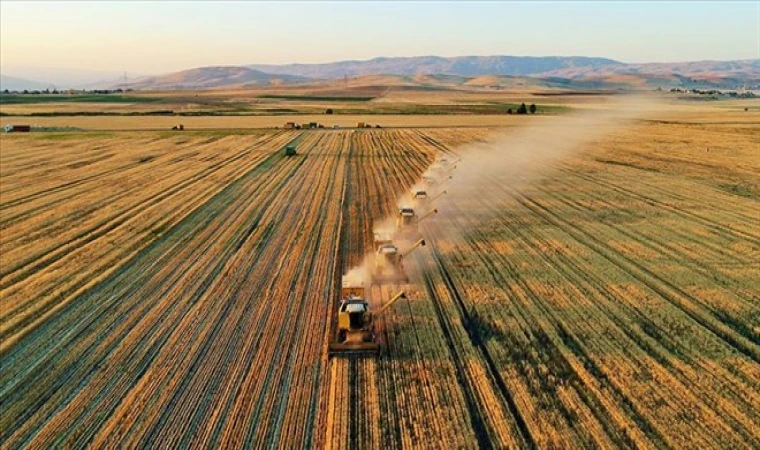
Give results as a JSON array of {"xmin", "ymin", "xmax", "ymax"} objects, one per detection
[
  {"xmin": 1, "ymin": 129, "xmax": 489, "ymax": 448},
  {"xmin": 413, "ymin": 126, "xmax": 759, "ymax": 447},
  {"xmin": 3, "ymin": 121, "xmax": 756, "ymax": 448}
]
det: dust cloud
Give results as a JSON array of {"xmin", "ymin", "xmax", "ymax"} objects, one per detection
[
  {"xmin": 426, "ymin": 95, "xmax": 661, "ymax": 241},
  {"xmin": 341, "ymin": 96, "xmax": 660, "ymax": 287}
]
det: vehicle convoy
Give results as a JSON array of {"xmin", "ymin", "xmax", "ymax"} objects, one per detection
[
  {"xmin": 372, "ymin": 238, "xmax": 426, "ymax": 284},
  {"xmin": 396, "ymin": 207, "xmax": 437, "ymax": 238},
  {"xmin": 329, "ymin": 277, "xmax": 407, "ymax": 355}
]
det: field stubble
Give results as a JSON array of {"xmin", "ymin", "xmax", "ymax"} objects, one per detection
[{"xmin": 0, "ymin": 111, "xmax": 758, "ymax": 448}]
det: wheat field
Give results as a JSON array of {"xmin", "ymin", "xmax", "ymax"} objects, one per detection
[{"xmin": 1, "ymin": 105, "xmax": 758, "ymax": 447}]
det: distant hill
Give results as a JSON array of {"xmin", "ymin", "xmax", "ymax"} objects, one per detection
[
  {"xmin": 544, "ymin": 59, "xmax": 760, "ymax": 89},
  {"xmin": 0, "ymin": 74, "xmax": 50, "ymax": 91},
  {"xmin": 249, "ymin": 55, "xmax": 622, "ymax": 79},
  {"xmin": 246, "ymin": 56, "xmax": 758, "ymax": 90},
  {"xmin": 117, "ymin": 56, "xmax": 759, "ymax": 91},
  {"xmin": 125, "ymin": 66, "xmax": 309, "ymax": 90}
]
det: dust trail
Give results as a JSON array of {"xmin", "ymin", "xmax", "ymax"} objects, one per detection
[
  {"xmin": 427, "ymin": 96, "xmax": 661, "ymax": 242},
  {"xmin": 341, "ymin": 96, "xmax": 659, "ymax": 289},
  {"xmin": 342, "ymin": 254, "xmax": 373, "ymax": 291}
]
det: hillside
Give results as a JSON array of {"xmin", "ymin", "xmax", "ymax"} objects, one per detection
[
  {"xmin": 0, "ymin": 74, "xmax": 50, "ymax": 91},
  {"xmin": 117, "ymin": 57, "xmax": 759, "ymax": 91},
  {"xmin": 249, "ymin": 55, "xmax": 622, "ymax": 78},
  {"xmin": 545, "ymin": 59, "xmax": 760, "ymax": 89},
  {"xmin": 125, "ymin": 66, "xmax": 309, "ymax": 90}
]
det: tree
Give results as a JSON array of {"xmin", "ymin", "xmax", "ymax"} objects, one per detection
[
  {"xmin": 529, "ymin": 104, "xmax": 537, "ymax": 114},
  {"xmin": 517, "ymin": 103, "xmax": 528, "ymax": 114},
  {"xmin": 2, "ymin": 89, "xmax": 9, "ymax": 95},
  {"xmin": 326, "ymin": 108, "xmax": 334, "ymax": 115},
  {"xmin": 506, "ymin": 108, "xmax": 513, "ymax": 114}
]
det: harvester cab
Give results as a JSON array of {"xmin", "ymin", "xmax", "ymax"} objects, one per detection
[
  {"xmin": 329, "ymin": 276, "xmax": 407, "ymax": 355},
  {"xmin": 413, "ymin": 189, "xmax": 428, "ymax": 200}
]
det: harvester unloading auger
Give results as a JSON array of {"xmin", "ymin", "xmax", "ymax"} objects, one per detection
[
  {"xmin": 372, "ymin": 238, "xmax": 426, "ymax": 284},
  {"xmin": 328, "ymin": 277, "xmax": 407, "ymax": 355}
]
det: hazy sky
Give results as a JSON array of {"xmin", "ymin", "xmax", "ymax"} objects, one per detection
[{"xmin": 1, "ymin": 1, "xmax": 758, "ymax": 76}]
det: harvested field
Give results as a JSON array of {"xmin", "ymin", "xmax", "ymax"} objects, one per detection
[
  {"xmin": 0, "ymin": 114, "xmax": 551, "ymax": 131},
  {"xmin": 1, "ymin": 112, "xmax": 759, "ymax": 448}
]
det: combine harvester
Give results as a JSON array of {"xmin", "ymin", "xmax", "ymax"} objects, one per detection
[
  {"xmin": 436, "ymin": 156, "xmax": 460, "ymax": 168},
  {"xmin": 413, "ymin": 189, "xmax": 447, "ymax": 206},
  {"xmin": 396, "ymin": 207, "xmax": 437, "ymax": 240},
  {"xmin": 372, "ymin": 236, "xmax": 426, "ymax": 284},
  {"xmin": 412, "ymin": 189, "xmax": 428, "ymax": 200},
  {"xmin": 329, "ymin": 277, "xmax": 407, "ymax": 355},
  {"xmin": 427, "ymin": 157, "xmax": 458, "ymax": 179},
  {"xmin": 422, "ymin": 173, "xmax": 452, "ymax": 188}
]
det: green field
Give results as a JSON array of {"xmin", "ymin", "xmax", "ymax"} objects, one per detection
[
  {"xmin": 257, "ymin": 94, "xmax": 375, "ymax": 102},
  {"xmin": 0, "ymin": 94, "xmax": 162, "ymax": 105}
]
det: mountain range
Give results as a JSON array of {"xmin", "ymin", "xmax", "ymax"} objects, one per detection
[
  {"xmin": 248, "ymin": 56, "xmax": 759, "ymax": 89},
  {"xmin": 248, "ymin": 55, "xmax": 623, "ymax": 79},
  {"xmin": 2, "ymin": 56, "xmax": 758, "ymax": 91}
]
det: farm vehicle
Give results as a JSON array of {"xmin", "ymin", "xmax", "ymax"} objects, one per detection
[
  {"xmin": 372, "ymin": 238, "xmax": 426, "ymax": 284},
  {"xmin": 329, "ymin": 277, "xmax": 407, "ymax": 355}
]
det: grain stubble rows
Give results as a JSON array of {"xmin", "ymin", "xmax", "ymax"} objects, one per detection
[{"xmin": 1, "ymin": 122, "xmax": 758, "ymax": 448}]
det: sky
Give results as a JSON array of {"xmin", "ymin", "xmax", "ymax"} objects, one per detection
[{"xmin": 1, "ymin": 1, "xmax": 758, "ymax": 79}]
